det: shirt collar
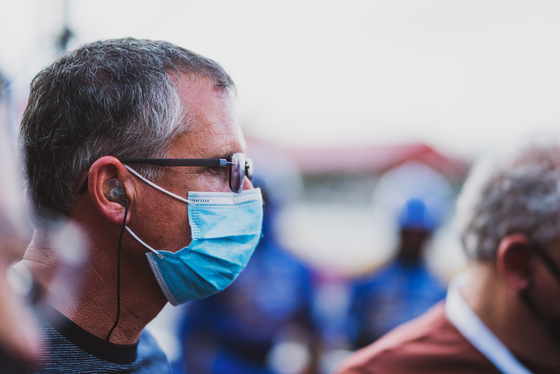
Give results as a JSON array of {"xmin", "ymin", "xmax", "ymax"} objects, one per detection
[{"xmin": 445, "ymin": 273, "xmax": 532, "ymax": 374}]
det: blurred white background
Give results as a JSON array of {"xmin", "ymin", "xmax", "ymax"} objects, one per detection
[{"xmin": 2, "ymin": 0, "xmax": 560, "ymax": 160}]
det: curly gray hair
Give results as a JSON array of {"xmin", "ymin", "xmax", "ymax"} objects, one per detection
[
  {"xmin": 20, "ymin": 38, "xmax": 235, "ymax": 224},
  {"xmin": 455, "ymin": 143, "xmax": 560, "ymax": 261}
]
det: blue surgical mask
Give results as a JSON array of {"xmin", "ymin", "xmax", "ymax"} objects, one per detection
[{"xmin": 124, "ymin": 165, "xmax": 263, "ymax": 305}]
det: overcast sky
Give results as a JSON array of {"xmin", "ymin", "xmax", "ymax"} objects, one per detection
[{"xmin": 3, "ymin": 0, "xmax": 560, "ymax": 160}]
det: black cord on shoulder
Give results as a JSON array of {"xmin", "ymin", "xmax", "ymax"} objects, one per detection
[{"xmin": 106, "ymin": 200, "xmax": 129, "ymax": 342}]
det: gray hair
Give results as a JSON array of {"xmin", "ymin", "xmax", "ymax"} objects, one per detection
[
  {"xmin": 455, "ymin": 143, "xmax": 560, "ymax": 261},
  {"xmin": 20, "ymin": 38, "xmax": 235, "ymax": 224}
]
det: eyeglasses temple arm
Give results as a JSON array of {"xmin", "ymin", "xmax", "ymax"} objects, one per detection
[{"xmin": 121, "ymin": 159, "xmax": 228, "ymax": 167}]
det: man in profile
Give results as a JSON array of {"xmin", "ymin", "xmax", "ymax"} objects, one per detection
[
  {"xmin": 19, "ymin": 38, "xmax": 263, "ymax": 372},
  {"xmin": 336, "ymin": 143, "xmax": 560, "ymax": 373}
]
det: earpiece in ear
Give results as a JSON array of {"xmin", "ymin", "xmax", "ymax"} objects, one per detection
[{"xmin": 104, "ymin": 178, "xmax": 129, "ymax": 205}]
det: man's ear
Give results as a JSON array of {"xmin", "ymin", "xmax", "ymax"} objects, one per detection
[
  {"xmin": 497, "ymin": 233, "xmax": 532, "ymax": 292},
  {"xmin": 87, "ymin": 156, "xmax": 133, "ymax": 226}
]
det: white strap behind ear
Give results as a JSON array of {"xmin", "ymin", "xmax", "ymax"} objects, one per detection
[
  {"xmin": 125, "ymin": 226, "xmax": 164, "ymax": 259},
  {"xmin": 124, "ymin": 165, "xmax": 191, "ymax": 205}
]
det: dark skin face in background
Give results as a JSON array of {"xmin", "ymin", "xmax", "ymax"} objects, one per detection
[{"xmin": 397, "ymin": 228, "xmax": 431, "ymax": 264}]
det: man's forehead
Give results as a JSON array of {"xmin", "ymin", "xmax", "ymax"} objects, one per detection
[
  {"xmin": 166, "ymin": 112, "xmax": 242, "ymax": 158},
  {"xmin": 172, "ymin": 72, "xmax": 229, "ymax": 97}
]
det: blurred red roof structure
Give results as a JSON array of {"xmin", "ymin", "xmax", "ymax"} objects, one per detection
[{"xmin": 248, "ymin": 138, "xmax": 471, "ymax": 183}]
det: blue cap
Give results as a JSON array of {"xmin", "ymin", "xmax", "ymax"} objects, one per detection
[{"xmin": 398, "ymin": 198, "xmax": 437, "ymax": 231}]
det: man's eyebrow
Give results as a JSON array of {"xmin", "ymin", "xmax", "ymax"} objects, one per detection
[
  {"xmin": 204, "ymin": 149, "xmax": 236, "ymax": 160},
  {"xmin": 166, "ymin": 151, "xmax": 229, "ymax": 160},
  {"xmin": 212, "ymin": 154, "xmax": 232, "ymax": 160}
]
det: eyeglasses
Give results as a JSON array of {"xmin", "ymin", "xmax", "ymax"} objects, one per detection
[
  {"xmin": 78, "ymin": 153, "xmax": 253, "ymax": 195},
  {"xmin": 121, "ymin": 153, "xmax": 253, "ymax": 194},
  {"xmin": 123, "ymin": 152, "xmax": 253, "ymax": 194}
]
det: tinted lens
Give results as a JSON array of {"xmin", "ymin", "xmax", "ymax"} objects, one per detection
[{"xmin": 229, "ymin": 153, "xmax": 244, "ymax": 193}]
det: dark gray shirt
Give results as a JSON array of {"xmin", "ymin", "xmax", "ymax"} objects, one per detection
[{"xmin": 30, "ymin": 307, "xmax": 170, "ymax": 373}]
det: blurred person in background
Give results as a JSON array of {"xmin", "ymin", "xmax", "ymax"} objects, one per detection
[
  {"xmin": 17, "ymin": 38, "xmax": 263, "ymax": 372},
  {"xmin": 174, "ymin": 170, "xmax": 321, "ymax": 374},
  {"xmin": 345, "ymin": 162, "xmax": 452, "ymax": 350},
  {"xmin": 346, "ymin": 197, "xmax": 448, "ymax": 350},
  {"xmin": 0, "ymin": 70, "xmax": 42, "ymax": 372},
  {"xmin": 336, "ymin": 142, "xmax": 560, "ymax": 373}
]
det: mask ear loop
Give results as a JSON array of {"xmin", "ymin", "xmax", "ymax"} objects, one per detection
[
  {"xmin": 124, "ymin": 165, "xmax": 191, "ymax": 205},
  {"xmin": 106, "ymin": 199, "xmax": 129, "ymax": 342}
]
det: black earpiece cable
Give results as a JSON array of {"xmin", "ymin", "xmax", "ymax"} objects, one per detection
[{"xmin": 106, "ymin": 200, "xmax": 129, "ymax": 341}]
